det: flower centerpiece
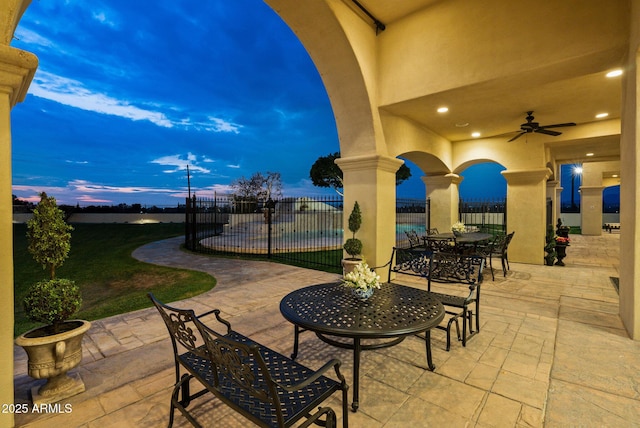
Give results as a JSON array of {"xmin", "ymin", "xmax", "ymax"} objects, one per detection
[
  {"xmin": 451, "ymin": 221, "xmax": 466, "ymax": 237},
  {"xmin": 342, "ymin": 261, "xmax": 380, "ymax": 300}
]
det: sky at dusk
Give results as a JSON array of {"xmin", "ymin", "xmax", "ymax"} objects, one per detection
[{"xmin": 10, "ymin": 1, "xmax": 532, "ymax": 207}]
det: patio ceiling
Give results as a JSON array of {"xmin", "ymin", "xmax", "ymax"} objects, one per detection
[{"xmin": 345, "ymin": 0, "xmax": 623, "ymax": 167}]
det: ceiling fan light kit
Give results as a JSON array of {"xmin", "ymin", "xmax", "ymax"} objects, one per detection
[{"xmin": 508, "ymin": 111, "xmax": 576, "ymax": 142}]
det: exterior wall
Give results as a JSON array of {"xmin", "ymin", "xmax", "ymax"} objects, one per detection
[
  {"xmin": 619, "ymin": 1, "xmax": 640, "ymax": 339},
  {"xmin": 14, "ymin": 213, "xmax": 187, "ymax": 224}
]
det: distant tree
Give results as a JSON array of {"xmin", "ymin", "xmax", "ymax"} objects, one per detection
[
  {"xmin": 231, "ymin": 171, "xmax": 282, "ymax": 203},
  {"xmin": 310, "ymin": 152, "xmax": 412, "ymax": 195}
]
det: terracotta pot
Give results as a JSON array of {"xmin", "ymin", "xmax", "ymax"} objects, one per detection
[{"xmin": 15, "ymin": 320, "xmax": 91, "ymax": 404}]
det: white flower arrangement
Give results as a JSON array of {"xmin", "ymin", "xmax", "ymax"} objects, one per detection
[
  {"xmin": 451, "ymin": 222, "xmax": 466, "ymax": 233},
  {"xmin": 342, "ymin": 261, "xmax": 381, "ymax": 291}
]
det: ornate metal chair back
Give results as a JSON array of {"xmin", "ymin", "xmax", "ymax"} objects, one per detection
[
  {"xmin": 149, "ymin": 293, "xmax": 208, "ymax": 360},
  {"xmin": 428, "ymin": 252, "xmax": 485, "ymax": 286},
  {"xmin": 194, "ymin": 319, "xmax": 284, "ymax": 423},
  {"xmin": 425, "ymin": 236, "xmax": 457, "ymax": 253}
]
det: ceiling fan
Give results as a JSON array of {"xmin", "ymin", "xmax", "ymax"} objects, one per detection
[{"xmin": 508, "ymin": 111, "xmax": 576, "ymax": 142}]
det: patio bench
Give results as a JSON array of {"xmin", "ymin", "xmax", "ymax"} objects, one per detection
[
  {"xmin": 383, "ymin": 249, "xmax": 484, "ymax": 351},
  {"xmin": 149, "ymin": 293, "xmax": 349, "ymax": 428}
]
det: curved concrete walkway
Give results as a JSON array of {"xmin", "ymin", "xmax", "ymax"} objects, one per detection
[{"xmin": 14, "ymin": 233, "xmax": 640, "ymax": 427}]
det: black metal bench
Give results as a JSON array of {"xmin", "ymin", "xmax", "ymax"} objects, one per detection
[
  {"xmin": 149, "ymin": 293, "xmax": 349, "ymax": 428},
  {"xmin": 384, "ymin": 249, "xmax": 484, "ymax": 351}
]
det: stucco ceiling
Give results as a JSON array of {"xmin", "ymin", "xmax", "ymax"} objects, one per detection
[{"xmin": 347, "ymin": 0, "xmax": 623, "ymax": 166}]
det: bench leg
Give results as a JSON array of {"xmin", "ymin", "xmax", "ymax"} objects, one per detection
[
  {"xmin": 299, "ymin": 407, "xmax": 336, "ymax": 428},
  {"xmin": 170, "ymin": 374, "xmax": 203, "ymax": 428}
]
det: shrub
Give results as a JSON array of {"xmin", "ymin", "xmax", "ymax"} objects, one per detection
[{"xmin": 23, "ymin": 279, "xmax": 81, "ymax": 333}]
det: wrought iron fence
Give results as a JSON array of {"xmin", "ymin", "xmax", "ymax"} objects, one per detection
[
  {"xmin": 185, "ymin": 195, "xmax": 344, "ymax": 270},
  {"xmin": 185, "ymin": 195, "xmax": 431, "ymax": 271},
  {"xmin": 396, "ymin": 198, "xmax": 430, "ymax": 248},
  {"xmin": 458, "ymin": 198, "xmax": 506, "ymax": 235}
]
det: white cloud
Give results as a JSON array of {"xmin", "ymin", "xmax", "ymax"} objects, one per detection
[
  {"xmin": 227, "ymin": 164, "xmax": 241, "ymax": 169},
  {"xmin": 92, "ymin": 11, "xmax": 117, "ymax": 28},
  {"xmin": 30, "ymin": 71, "xmax": 174, "ymax": 127},
  {"xmin": 210, "ymin": 117, "xmax": 241, "ymax": 134},
  {"xmin": 150, "ymin": 153, "xmax": 211, "ymax": 174},
  {"xmin": 29, "ymin": 70, "xmax": 244, "ymax": 133},
  {"xmin": 14, "ymin": 27, "xmax": 54, "ymax": 47}
]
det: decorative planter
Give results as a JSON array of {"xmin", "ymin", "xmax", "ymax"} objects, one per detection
[
  {"xmin": 351, "ymin": 287, "xmax": 374, "ymax": 301},
  {"xmin": 341, "ymin": 258, "xmax": 362, "ymax": 276},
  {"xmin": 15, "ymin": 320, "xmax": 91, "ymax": 404},
  {"xmin": 555, "ymin": 244, "xmax": 568, "ymax": 266}
]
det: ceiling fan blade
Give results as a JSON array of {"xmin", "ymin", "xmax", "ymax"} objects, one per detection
[
  {"xmin": 508, "ymin": 131, "xmax": 526, "ymax": 142},
  {"xmin": 535, "ymin": 128, "xmax": 562, "ymax": 136},
  {"xmin": 540, "ymin": 122, "xmax": 576, "ymax": 129}
]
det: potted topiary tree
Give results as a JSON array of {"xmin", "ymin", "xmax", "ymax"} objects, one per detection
[
  {"xmin": 15, "ymin": 192, "xmax": 91, "ymax": 405},
  {"xmin": 342, "ymin": 201, "xmax": 363, "ymax": 275},
  {"xmin": 544, "ymin": 224, "xmax": 557, "ymax": 266}
]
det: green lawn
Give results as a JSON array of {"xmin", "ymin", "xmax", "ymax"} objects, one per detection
[{"xmin": 13, "ymin": 223, "xmax": 215, "ymax": 337}]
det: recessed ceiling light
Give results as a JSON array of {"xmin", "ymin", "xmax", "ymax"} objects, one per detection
[
  {"xmin": 606, "ymin": 69, "xmax": 623, "ymax": 78},
  {"xmin": 612, "ymin": 174, "xmax": 618, "ymax": 178},
  {"xmin": 455, "ymin": 122, "xmax": 469, "ymax": 127},
  {"xmin": 595, "ymin": 113, "xmax": 609, "ymax": 119},
  {"xmin": 471, "ymin": 132, "xmax": 481, "ymax": 138},
  {"xmin": 437, "ymin": 107, "xmax": 449, "ymax": 113},
  {"xmin": 586, "ymin": 152, "xmax": 594, "ymax": 157}
]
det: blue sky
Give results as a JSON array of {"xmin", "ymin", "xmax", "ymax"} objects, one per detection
[{"xmin": 10, "ymin": 0, "xmax": 508, "ymax": 207}]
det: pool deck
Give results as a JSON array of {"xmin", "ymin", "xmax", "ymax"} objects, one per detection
[{"xmin": 13, "ymin": 231, "xmax": 640, "ymax": 427}]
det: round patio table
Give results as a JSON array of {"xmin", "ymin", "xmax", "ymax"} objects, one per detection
[{"xmin": 280, "ymin": 282, "xmax": 444, "ymax": 411}]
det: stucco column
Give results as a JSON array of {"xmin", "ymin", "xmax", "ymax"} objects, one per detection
[
  {"xmin": 422, "ymin": 173, "xmax": 462, "ymax": 234},
  {"xmin": 336, "ymin": 154, "xmax": 403, "ymax": 273},
  {"xmin": 0, "ymin": 40, "xmax": 37, "ymax": 425},
  {"xmin": 546, "ymin": 180, "xmax": 561, "ymax": 224},
  {"xmin": 502, "ymin": 168, "xmax": 552, "ymax": 264},
  {"xmin": 580, "ymin": 186, "xmax": 605, "ymax": 235}
]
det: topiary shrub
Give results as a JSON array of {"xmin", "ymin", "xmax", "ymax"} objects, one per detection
[
  {"xmin": 23, "ymin": 279, "xmax": 81, "ymax": 334},
  {"xmin": 344, "ymin": 201, "xmax": 363, "ymax": 259},
  {"xmin": 24, "ymin": 192, "xmax": 80, "ymax": 334}
]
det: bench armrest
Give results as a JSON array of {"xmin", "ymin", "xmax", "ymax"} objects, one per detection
[
  {"xmin": 196, "ymin": 308, "xmax": 232, "ymax": 334},
  {"xmin": 274, "ymin": 358, "xmax": 347, "ymax": 392}
]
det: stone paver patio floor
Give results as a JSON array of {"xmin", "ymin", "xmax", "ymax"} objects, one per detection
[{"xmin": 13, "ymin": 232, "xmax": 640, "ymax": 427}]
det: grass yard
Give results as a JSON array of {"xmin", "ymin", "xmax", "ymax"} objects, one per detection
[{"xmin": 13, "ymin": 223, "xmax": 215, "ymax": 337}]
